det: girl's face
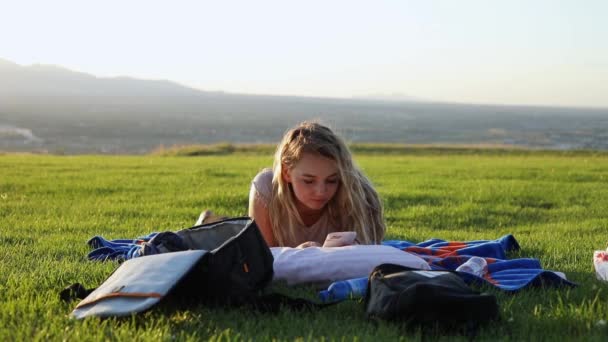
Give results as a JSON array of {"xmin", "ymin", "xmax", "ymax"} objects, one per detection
[{"xmin": 282, "ymin": 152, "xmax": 340, "ymax": 212}]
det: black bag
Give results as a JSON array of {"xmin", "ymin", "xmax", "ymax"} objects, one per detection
[
  {"xmin": 67, "ymin": 217, "xmax": 275, "ymax": 318},
  {"xmin": 174, "ymin": 217, "xmax": 275, "ymax": 303},
  {"xmin": 365, "ymin": 264, "xmax": 499, "ymax": 327}
]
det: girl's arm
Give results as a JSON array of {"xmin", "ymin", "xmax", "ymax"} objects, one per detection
[{"xmin": 248, "ymin": 184, "xmax": 278, "ymax": 247}]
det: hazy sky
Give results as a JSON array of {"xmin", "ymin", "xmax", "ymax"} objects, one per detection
[{"xmin": 1, "ymin": 0, "xmax": 607, "ymax": 108}]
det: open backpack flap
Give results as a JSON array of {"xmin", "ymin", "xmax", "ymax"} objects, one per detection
[
  {"xmin": 71, "ymin": 250, "xmax": 206, "ymax": 319},
  {"xmin": 68, "ymin": 217, "xmax": 275, "ymax": 319},
  {"xmin": 364, "ymin": 263, "xmax": 499, "ymax": 328}
]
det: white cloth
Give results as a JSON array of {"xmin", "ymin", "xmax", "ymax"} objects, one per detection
[{"xmin": 270, "ymin": 244, "xmax": 430, "ymax": 286}]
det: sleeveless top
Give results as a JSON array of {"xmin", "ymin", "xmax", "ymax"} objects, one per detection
[{"xmin": 251, "ymin": 169, "xmax": 339, "ymax": 247}]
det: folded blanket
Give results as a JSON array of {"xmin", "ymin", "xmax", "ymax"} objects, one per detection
[
  {"xmin": 87, "ymin": 233, "xmax": 159, "ymax": 261},
  {"xmin": 318, "ymin": 234, "xmax": 576, "ymax": 303}
]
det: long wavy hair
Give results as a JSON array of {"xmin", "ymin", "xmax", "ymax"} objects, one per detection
[{"xmin": 267, "ymin": 121, "xmax": 385, "ymax": 246}]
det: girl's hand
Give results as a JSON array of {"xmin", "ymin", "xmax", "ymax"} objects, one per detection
[{"xmin": 296, "ymin": 241, "xmax": 321, "ymax": 248}]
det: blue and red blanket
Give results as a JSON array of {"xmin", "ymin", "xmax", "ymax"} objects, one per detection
[
  {"xmin": 381, "ymin": 234, "xmax": 574, "ymax": 291},
  {"xmin": 87, "ymin": 233, "xmax": 575, "ymax": 294},
  {"xmin": 316, "ymin": 234, "xmax": 575, "ymax": 303}
]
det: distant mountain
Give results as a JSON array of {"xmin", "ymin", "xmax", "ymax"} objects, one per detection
[
  {"xmin": 1, "ymin": 58, "xmax": 607, "ymax": 154},
  {"xmin": 352, "ymin": 93, "xmax": 426, "ymax": 103},
  {"xmin": 0, "ymin": 58, "xmax": 204, "ymax": 97},
  {"xmin": 0, "ymin": 58, "xmax": 20, "ymax": 69}
]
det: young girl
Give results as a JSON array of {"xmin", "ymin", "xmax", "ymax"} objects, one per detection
[{"xmin": 248, "ymin": 121, "xmax": 385, "ymax": 248}]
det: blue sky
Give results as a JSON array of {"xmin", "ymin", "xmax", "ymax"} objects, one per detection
[{"xmin": 1, "ymin": 0, "xmax": 606, "ymax": 107}]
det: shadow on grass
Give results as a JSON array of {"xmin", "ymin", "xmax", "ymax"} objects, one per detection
[
  {"xmin": 150, "ymin": 300, "xmax": 486, "ymax": 340},
  {"xmin": 66, "ymin": 273, "xmax": 596, "ymax": 340},
  {"xmin": 514, "ymin": 199, "xmax": 556, "ymax": 210},
  {"xmin": 507, "ymin": 245, "xmax": 546, "ymax": 259},
  {"xmin": 399, "ymin": 207, "xmax": 557, "ymax": 232},
  {"xmin": 202, "ymin": 169, "xmax": 240, "ymax": 179},
  {"xmin": 0, "ymin": 235, "xmax": 36, "ymax": 245},
  {"xmin": 383, "ymin": 193, "xmax": 448, "ymax": 209}
]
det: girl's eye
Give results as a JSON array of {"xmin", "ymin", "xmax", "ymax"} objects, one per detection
[
  {"xmin": 303, "ymin": 180, "xmax": 314, "ymax": 184},
  {"xmin": 326, "ymin": 179, "xmax": 338, "ymax": 184}
]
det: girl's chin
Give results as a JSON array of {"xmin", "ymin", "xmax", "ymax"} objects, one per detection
[
  {"xmin": 305, "ymin": 201, "xmax": 327, "ymax": 210},
  {"xmin": 295, "ymin": 198, "xmax": 328, "ymax": 213}
]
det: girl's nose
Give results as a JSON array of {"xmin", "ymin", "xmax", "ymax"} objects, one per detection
[{"xmin": 316, "ymin": 183, "xmax": 327, "ymax": 195}]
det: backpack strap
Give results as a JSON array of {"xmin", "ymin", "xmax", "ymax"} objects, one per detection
[
  {"xmin": 60, "ymin": 283, "xmax": 336, "ymax": 313},
  {"xmin": 59, "ymin": 283, "xmax": 95, "ymax": 302},
  {"xmin": 241, "ymin": 293, "xmax": 338, "ymax": 313}
]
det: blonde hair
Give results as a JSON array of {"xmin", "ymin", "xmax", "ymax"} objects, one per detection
[{"xmin": 267, "ymin": 121, "xmax": 385, "ymax": 246}]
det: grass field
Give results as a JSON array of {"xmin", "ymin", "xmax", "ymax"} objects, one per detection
[{"xmin": 1, "ymin": 150, "xmax": 608, "ymax": 341}]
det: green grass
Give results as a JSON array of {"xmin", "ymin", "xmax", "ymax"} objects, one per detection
[
  {"xmin": 149, "ymin": 142, "xmax": 608, "ymax": 157},
  {"xmin": 1, "ymin": 150, "xmax": 608, "ymax": 341}
]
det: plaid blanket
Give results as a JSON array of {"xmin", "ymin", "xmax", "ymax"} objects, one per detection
[
  {"xmin": 382, "ymin": 234, "xmax": 575, "ymax": 291},
  {"xmin": 318, "ymin": 234, "xmax": 576, "ymax": 302}
]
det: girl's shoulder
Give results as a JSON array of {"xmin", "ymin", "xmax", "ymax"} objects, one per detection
[
  {"xmin": 252, "ymin": 168, "xmax": 274, "ymax": 202},
  {"xmin": 252, "ymin": 167, "xmax": 273, "ymax": 185}
]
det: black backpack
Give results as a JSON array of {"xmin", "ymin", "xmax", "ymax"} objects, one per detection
[
  {"xmin": 365, "ymin": 263, "xmax": 499, "ymax": 328},
  {"xmin": 64, "ymin": 217, "xmax": 276, "ymax": 318},
  {"xmin": 172, "ymin": 217, "xmax": 275, "ymax": 305}
]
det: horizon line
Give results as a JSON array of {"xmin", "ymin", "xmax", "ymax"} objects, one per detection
[{"xmin": 3, "ymin": 57, "xmax": 608, "ymax": 111}]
